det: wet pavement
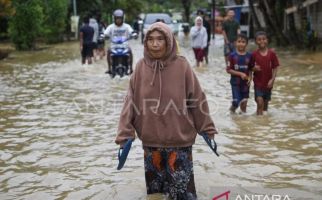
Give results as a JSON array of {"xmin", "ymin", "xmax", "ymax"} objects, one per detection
[{"xmin": 0, "ymin": 33, "xmax": 322, "ymax": 200}]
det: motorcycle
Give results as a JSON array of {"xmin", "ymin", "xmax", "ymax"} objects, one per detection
[{"xmin": 109, "ymin": 35, "xmax": 131, "ymax": 78}]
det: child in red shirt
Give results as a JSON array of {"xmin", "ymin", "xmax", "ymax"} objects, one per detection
[{"xmin": 251, "ymin": 31, "xmax": 280, "ymax": 115}]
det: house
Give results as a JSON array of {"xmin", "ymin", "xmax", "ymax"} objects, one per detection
[{"xmin": 284, "ymin": 0, "xmax": 322, "ymax": 39}]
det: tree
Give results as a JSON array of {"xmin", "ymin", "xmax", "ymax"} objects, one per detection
[
  {"xmin": 0, "ymin": 0, "xmax": 14, "ymax": 16},
  {"xmin": 75, "ymin": 0, "xmax": 144, "ymax": 25},
  {"xmin": 8, "ymin": 0, "xmax": 44, "ymax": 50},
  {"xmin": 249, "ymin": 0, "xmax": 314, "ymax": 48},
  {"xmin": 113, "ymin": 0, "xmax": 144, "ymax": 22},
  {"xmin": 181, "ymin": 0, "xmax": 192, "ymax": 23},
  {"xmin": 257, "ymin": 0, "xmax": 290, "ymax": 46},
  {"xmin": 42, "ymin": 0, "xmax": 68, "ymax": 43},
  {"xmin": 248, "ymin": 0, "xmax": 262, "ymax": 31},
  {"xmin": 0, "ymin": 0, "xmax": 15, "ymax": 38}
]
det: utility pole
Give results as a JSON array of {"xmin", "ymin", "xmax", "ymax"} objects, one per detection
[
  {"xmin": 71, "ymin": 0, "xmax": 79, "ymax": 39},
  {"xmin": 73, "ymin": 0, "xmax": 77, "ymax": 16},
  {"xmin": 212, "ymin": 0, "xmax": 216, "ymax": 39}
]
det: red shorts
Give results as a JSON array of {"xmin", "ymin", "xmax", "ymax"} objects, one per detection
[{"xmin": 193, "ymin": 48, "xmax": 204, "ymax": 62}]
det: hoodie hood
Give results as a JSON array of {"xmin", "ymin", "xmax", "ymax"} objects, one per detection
[
  {"xmin": 143, "ymin": 22, "xmax": 177, "ymax": 66},
  {"xmin": 194, "ymin": 16, "xmax": 203, "ymax": 27},
  {"xmin": 115, "ymin": 24, "xmax": 217, "ymax": 148},
  {"xmin": 142, "ymin": 22, "xmax": 178, "ymax": 113}
]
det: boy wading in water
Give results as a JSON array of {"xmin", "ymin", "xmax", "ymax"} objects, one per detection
[
  {"xmin": 251, "ymin": 31, "xmax": 280, "ymax": 115},
  {"xmin": 226, "ymin": 34, "xmax": 252, "ymax": 113},
  {"xmin": 222, "ymin": 9, "xmax": 240, "ymax": 66},
  {"xmin": 115, "ymin": 22, "xmax": 218, "ymax": 200}
]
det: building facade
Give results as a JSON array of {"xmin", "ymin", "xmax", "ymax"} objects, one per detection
[{"xmin": 285, "ymin": 0, "xmax": 322, "ymax": 39}]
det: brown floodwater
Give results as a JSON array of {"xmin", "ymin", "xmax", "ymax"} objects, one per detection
[{"xmin": 0, "ymin": 36, "xmax": 321, "ymax": 200}]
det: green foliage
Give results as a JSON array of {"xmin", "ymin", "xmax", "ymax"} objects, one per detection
[
  {"xmin": 4, "ymin": 0, "xmax": 220, "ymax": 48},
  {"xmin": 218, "ymin": 1, "xmax": 226, "ymax": 16},
  {"xmin": 0, "ymin": 0, "xmax": 15, "ymax": 16},
  {"xmin": 275, "ymin": 1, "xmax": 286, "ymax": 21},
  {"xmin": 148, "ymin": 4, "xmax": 164, "ymax": 13},
  {"xmin": 0, "ymin": 17, "xmax": 9, "ymax": 39},
  {"xmin": 76, "ymin": 0, "xmax": 112, "ymax": 25},
  {"xmin": 42, "ymin": 0, "xmax": 68, "ymax": 44},
  {"xmin": 111, "ymin": 0, "xmax": 144, "ymax": 23},
  {"xmin": 76, "ymin": 0, "xmax": 205, "ymax": 25},
  {"xmin": 8, "ymin": 0, "xmax": 44, "ymax": 50}
]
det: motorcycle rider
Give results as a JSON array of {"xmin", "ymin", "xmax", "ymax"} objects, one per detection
[{"xmin": 104, "ymin": 9, "xmax": 134, "ymax": 75}]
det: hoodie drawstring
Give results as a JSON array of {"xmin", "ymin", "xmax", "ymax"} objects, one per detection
[{"xmin": 150, "ymin": 60, "xmax": 164, "ymax": 113}]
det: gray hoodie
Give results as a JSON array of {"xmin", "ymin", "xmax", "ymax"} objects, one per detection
[
  {"xmin": 89, "ymin": 18, "xmax": 99, "ymax": 43},
  {"xmin": 190, "ymin": 16, "xmax": 208, "ymax": 49}
]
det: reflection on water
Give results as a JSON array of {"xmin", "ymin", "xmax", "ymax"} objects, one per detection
[{"xmin": 0, "ymin": 38, "xmax": 321, "ymax": 200}]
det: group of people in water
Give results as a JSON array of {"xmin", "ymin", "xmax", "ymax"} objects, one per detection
[
  {"xmin": 80, "ymin": 8, "xmax": 280, "ymax": 200},
  {"xmin": 79, "ymin": 9, "xmax": 134, "ymax": 74},
  {"xmin": 190, "ymin": 9, "xmax": 279, "ymax": 115}
]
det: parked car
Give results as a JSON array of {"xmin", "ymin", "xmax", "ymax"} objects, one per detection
[{"xmin": 141, "ymin": 13, "xmax": 178, "ymax": 43}]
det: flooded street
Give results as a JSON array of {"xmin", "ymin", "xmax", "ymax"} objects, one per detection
[{"xmin": 0, "ymin": 35, "xmax": 321, "ymax": 200}]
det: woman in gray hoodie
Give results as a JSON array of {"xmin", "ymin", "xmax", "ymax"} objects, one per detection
[
  {"xmin": 116, "ymin": 22, "xmax": 217, "ymax": 200},
  {"xmin": 190, "ymin": 16, "xmax": 208, "ymax": 67}
]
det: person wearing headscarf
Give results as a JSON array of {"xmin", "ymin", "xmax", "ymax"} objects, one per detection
[
  {"xmin": 190, "ymin": 16, "xmax": 208, "ymax": 67},
  {"xmin": 115, "ymin": 22, "xmax": 217, "ymax": 199}
]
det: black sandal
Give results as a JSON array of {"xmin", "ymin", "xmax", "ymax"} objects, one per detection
[{"xmin": 201, "ymin": 132, "xmax": 219, "ymax": 156}]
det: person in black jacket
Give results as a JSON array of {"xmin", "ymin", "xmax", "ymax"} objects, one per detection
[
  {"xmin": 79, "ymin": 16, "xmax": 94, "ymax": 65},
  {"xmin": 197, "ymin": 10, "xmax": 211, "ymax": 64}
]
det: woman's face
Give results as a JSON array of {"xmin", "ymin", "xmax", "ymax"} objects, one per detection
[
  {"xmin": 196, "ymin": 19, "xmax": 202, "ymax": 26},
  {"xmin": 146, "ymin": 30, "xmax": 167, "ymax": 59}
]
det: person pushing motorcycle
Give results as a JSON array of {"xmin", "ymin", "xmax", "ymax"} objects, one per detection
[{"xmin": 104, "ymin": 9, "xmax": 134, "ymax": 75}]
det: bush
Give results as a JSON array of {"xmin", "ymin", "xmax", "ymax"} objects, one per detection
[
  {"xmin": 42, "ymin": 0, "xmax": 68, "ymax": 44},
  {"xmin": 8, "ymin": 0, "xmax": 43, "ymax": 50}
]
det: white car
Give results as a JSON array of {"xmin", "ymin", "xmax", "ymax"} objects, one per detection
[{"xmin": 141, "ymin": 13, "xmax": 178, "ymax": 43}]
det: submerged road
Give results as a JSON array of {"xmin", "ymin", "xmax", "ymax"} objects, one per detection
[{"xmin": 0, "ymin": 34, "xmax": 322, "ymax": 199}]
